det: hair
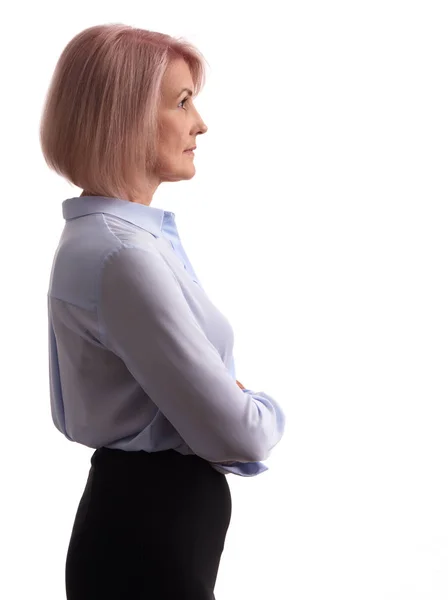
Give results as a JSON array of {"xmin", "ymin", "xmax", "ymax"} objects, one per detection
[{"xmin": 39, "ymin": 23, "xmax": 208, "ymax": 201}]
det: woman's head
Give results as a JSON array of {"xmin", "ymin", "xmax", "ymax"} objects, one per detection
[{"xmin": 39, "ymin": 24, "xmax": 209, "ymax": 204}]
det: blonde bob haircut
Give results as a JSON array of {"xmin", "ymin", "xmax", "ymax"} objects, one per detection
[{"xmin": 39, "ymin": 23, "xmax": 208, "ymax": 201}]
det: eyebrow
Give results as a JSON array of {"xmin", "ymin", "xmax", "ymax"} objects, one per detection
[{"xmin": 177, "ymin": 88, "xmax": 193, "ymax": 98}]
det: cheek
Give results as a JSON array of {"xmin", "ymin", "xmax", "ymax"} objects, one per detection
[
  {"xmin": 156, "ymin": 119, "xmax": 187, "ymax": 167},
  {"xmin": 156, "ymin": 141, "xmax": 188, "ymax": 174},
  {"xmin": 160, "ymin": 135, "xmax": 184, "ymax": 159}
]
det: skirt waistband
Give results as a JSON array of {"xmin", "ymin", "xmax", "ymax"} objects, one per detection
[{"xmin": 90, "ymin": 446, "xmax": 213, "ymax": 476}]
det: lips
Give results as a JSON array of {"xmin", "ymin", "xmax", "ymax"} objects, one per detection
[{"xmin": 184, "ymin": 146, "xmax": 196, "ymax": 152}]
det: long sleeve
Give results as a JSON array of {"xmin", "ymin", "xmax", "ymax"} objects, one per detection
[
  {"xmin": 210, "ymin": 387, "xmax": 284, "ymax": 476},
  {"xmin": 97, "ymin": 245, "xmax": 285, "ymax": 465}
]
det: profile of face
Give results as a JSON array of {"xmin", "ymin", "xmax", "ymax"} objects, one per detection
[
  {"xmin": 81, "ymin": 57, "xmax": 208, "ymax": 203},
  {"xmin": 155, "ymin": 58, "xmax": 208, "ymax": 184}
]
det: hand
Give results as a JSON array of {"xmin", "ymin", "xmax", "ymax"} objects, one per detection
[{"xmin": 236, "ymin": 379, "xmax": 245, "ymax": 390}]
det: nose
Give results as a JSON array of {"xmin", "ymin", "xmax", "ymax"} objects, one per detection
[
  {"xmin": 197, "ymin": 120, "xmax": 208, "ymax": 135},
  {"xmin": 195, "ymin": 106, "xmax": 208, "ymax": 135}
]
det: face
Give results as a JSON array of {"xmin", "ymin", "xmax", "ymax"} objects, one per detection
[
  {"xmin": 155, "ymin": 58, "xmax": 208, "ymax": 184},
  {"xmin": 81, "ymin": 58, "xmax": 207, "ymax": 204}
]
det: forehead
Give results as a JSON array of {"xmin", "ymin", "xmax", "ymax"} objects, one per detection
[{"xmin": 162, "ymin": 58, "xmax": 194, "ymax": 96}]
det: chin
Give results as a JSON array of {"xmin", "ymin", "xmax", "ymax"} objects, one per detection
[
  {"xmin": 163, "ymin": 167, "xmax": 196, "ymax": 183},
  {"xmin": 181, "ymin": 167, "xmax": 196, "ymax": 181}
]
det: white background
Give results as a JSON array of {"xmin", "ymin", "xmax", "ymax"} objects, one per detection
[{"xmin": 1, "ymin": 1, "xmax": 447, "ymax": 598}]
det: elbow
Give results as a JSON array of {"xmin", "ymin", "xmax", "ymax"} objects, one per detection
[
  {"xmin": 231, "ymin": 436, "xmax": 268, "ymax": 463},
  {"xmin": 245, "ymin": 421, "xmax": 286, "ymax": 463}
]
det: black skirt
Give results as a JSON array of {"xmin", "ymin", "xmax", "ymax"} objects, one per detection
[{"xmin": 65, "ymin": 447, "xmax": 232, "ymax": 599}]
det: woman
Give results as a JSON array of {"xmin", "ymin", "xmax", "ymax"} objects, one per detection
[{"xmin": 40, "ymin": 23, "xmax": 286, "ymax": 599}]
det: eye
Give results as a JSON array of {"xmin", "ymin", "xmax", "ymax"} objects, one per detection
[{"xmin": 179, "ymin": 96, "xmax": 189, "ymax": 110}]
